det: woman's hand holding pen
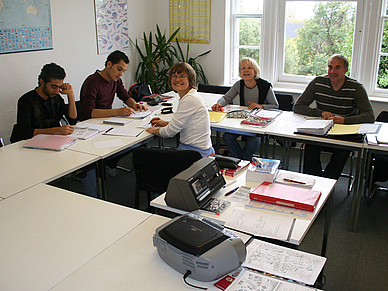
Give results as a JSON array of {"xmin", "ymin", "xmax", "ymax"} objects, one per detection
[
  {"xmin": 211, "ymin": 104, "xmax": 224, "ymax": 112},
  {"xmin": 149, "ymin": 117, "xmax": 168, "ymax": 127}
]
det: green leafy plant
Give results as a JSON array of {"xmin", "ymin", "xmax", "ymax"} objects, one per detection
[
  {"xmin": 174, "ymin": 38, "xmax": 211, "ymax": 85},
  {"xmin": 131, "ymin": 25, "xmax": 211, "ymax": 93}
]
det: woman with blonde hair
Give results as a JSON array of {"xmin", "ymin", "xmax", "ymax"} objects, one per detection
[{"xmin": 211, "ymin": 57, "xmax": 278, "ymax": 160}]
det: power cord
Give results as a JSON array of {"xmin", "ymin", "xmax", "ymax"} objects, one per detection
[{"xmin": 183, "ymin": 270, "xmax": 207, "ymax": 290}]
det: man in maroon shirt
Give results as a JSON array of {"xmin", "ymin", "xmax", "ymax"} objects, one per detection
[
  {"xmin": 80, "ymin": 50, "xmax": 146, "ymax": 121},
  {"xmin": 80, "ymin": 50, "xmax": 146, "ymax": 176}
]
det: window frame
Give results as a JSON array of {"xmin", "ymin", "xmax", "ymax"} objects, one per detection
[{"xmin": 227, "ymin": 0, "xmax": 388, "ymax": 99}]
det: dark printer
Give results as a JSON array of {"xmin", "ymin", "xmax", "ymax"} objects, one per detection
[
  {"xmin": 165, "ymin": 157, "xmax": 226, "ymax": 212},
  {"xmin": 153, "ymin": 213, "xmax": 246, "ymax": 281}
]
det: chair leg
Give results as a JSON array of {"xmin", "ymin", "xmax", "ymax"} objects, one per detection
[
  {"xmin": 347, "ymin": 151, "xmax": 355, "ymax": 195},
  {"xmin": 299, "ymin": 143, "xmax": 305, "ymax": 173}
]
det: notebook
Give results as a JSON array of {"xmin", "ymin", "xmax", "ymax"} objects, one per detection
[{"xmin": 23, "ymin": 134, "xmax": 77, "ymax": 151}]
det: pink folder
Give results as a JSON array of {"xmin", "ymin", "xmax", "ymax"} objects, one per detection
[{"xmin": 23, "ymin": 134, "xmax": 76, "ymax": 151}]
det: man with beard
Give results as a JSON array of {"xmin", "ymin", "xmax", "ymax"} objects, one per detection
[
  {"xmin": 10, "ymin": 63, "xmax": 77, "ymax": 143},
  {"xmin": 293, "ymin": 54, "xmax": 374, "ymax": 179}
]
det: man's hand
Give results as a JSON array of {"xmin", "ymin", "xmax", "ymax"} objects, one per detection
[
  {"xmin": 133, "ymin": 103, "xmax": 148, "ymax": 112},
  {"xmin": 60, "ymin": 83, "xmax": 74, "ymax": 96},
  {"xmin": 57, "ymin": 125, "xmax": 74, "ymax": 135},
  {"xmin": 117, "ymin": 107, "xmax": 134, "ymax": 116},
  {"xmin": 330, "ymin": 115, "xmax": 345, "ymax": 124}
]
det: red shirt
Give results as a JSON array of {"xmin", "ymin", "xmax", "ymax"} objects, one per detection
[{"xmin": 80, "ymin": 70, "xmax": 132, "ymax": 121}]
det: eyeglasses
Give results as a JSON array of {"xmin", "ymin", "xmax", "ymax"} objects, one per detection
[{"xmin": 171, "ymin": 74, "xmax": 187, "ymax": 79}]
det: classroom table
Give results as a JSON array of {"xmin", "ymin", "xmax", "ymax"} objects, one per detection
[
  {"xmin": 0, "ymin": 183, "xmax": 152, "ymax": 291},
  {"xmin": 196, "ymin": 91, "xmax": 368, "ymax": 232},
  {"xmin": 0, "ymin": 140, "xmax": 99, "ymax": 199},
  {"xmin": 151, "ymin": 169, "xmax": 336, "ymax": 257},
  {"xmin": 50, "ymin": 214, "xmax": 221, "ymax": 291}
]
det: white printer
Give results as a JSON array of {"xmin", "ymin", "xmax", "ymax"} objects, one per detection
[{"xmin": 153, "ymin": 213, "xmax": 246, "ymax": 282}]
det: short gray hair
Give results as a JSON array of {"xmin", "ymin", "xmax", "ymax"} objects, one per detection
[{"xmin": 328, "ymin": 54, "xmax": 349, "ymax": 69}]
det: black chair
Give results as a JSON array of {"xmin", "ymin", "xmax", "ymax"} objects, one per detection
[
  {"xmin": 198, "ymin": 83, "xmax": 231, "ymax": 95},
  {"xmin": 366, "ymin": 111, "xmax": 388, "ymax": 204},
  {"xmin": 132, "ymin": 148, "xmax": 202, "ymax": 211},
  {"xmin": 271, "ymin": 93, "xmax": 295, "ymax": 161}
]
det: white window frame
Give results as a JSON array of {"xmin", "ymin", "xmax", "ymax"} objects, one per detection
[
  {"xmin": 229, "ymin": 0, "xmax": 263, "ymax": 83},
  {"xmin": 227, "ymin": 0, "xmax": 388, "ymax": 99}
]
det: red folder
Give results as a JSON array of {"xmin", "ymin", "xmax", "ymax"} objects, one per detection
[{"xmin": 249, "ymin": 181, "xmax": 321, "ymax": 211}]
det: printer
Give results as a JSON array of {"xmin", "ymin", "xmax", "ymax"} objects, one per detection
[
  {"xmin": 153, "ymin": 213, "xmax": 246, "ymax": 282},
  {"xmin": 165, "ymin": 157, "xmax": 226, "ymax": 212}
]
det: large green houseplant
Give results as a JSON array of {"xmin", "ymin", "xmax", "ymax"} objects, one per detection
[{"xmin": 131, "ymin": 25, "xmax": 211, "ymax": 94}]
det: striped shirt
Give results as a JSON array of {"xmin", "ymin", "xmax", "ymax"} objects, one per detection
[{"xmin": 294, "ymin": 75, "xmax": 374, "ymax": 124}]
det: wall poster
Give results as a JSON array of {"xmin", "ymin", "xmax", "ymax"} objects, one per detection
[{"xmin": 94, "ymin": 0, "xmax": 129, "ymax": 55}]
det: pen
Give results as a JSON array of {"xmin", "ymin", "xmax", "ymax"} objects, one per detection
[
  {"xmin": 62, "ymin": 115, "xmax": 70, "ymax": 125},
  {"xmin": 224, "ymin": 186, "xmax": 239, "ymax": 196},
  {"xmin": 283, "ymin": 178, "xmax": 306, "ymax": 184}
]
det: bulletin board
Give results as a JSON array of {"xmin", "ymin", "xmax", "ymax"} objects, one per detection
[{"xmin": 169, "ymin": 0, "xmax": 211, "ymax": 43}]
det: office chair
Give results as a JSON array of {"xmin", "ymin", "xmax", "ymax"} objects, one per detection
[
  {"xmin": 197, "ymin": 83, "xmax": 231, "ymax": 95},
  {"xmin": 132, "ymin": 147, "xmax": 202, "ymax": 211},
  {"xmin": 366, "ymin": 111, "xmax": 388, "ymax": 204},
  {"xmin": 271, "ymin": 93, "xmax": 295, "ymax": 161}
]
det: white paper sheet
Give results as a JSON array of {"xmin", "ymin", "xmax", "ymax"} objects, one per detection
[
  {"xmin": 225, "ymin": 208, "xmax": 295, "ymax": 240},
  {"xmin": 92, "ymin": 139, "xmax": 126, "ymax": 149},
  {"xmin": 242, "ymin": 239, "xmax": 326, "ymax": 286},
  {"xmin": 228, "ymin": 269, "xmax": 322, "ymax": 291}
]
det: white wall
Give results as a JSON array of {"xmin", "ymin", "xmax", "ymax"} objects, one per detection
[{"xmin": 0, "ymin": 0, "xmax": 154, "ymax": 144}]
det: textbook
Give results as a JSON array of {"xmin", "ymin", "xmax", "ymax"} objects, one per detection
[
  {"xmin": 209, "ymin": 111, "xmax": 227, "ymax": 123},
  {"xmin": 241, "ymin": 116, "xmax": 275, "ymax": 127},
  {"xmin": 23, "ymin": 134, "xmax": 76, "ymax": 151},
  {"xmin": 246, "ymin": 157, "xmax": 281, "ymax": 183},
  {"xmin": 250, "ymin": 181, "xmax": 322, "ymax": 212}
]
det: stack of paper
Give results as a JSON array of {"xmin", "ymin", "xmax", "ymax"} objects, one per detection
[
  {"xmin": 209, "ymin": 111, "xmax": 227, "ymax": 123},
  {"xmin": 103, "ymin": 117, "xmax": 133, "ymax": 126},
  {"xmin": 296, "ymin": 119, "xmax": 333, "ymax": 135},
  {"xmin": 275, "ymin": 172, "xmax": 316, "ymax": 188}
]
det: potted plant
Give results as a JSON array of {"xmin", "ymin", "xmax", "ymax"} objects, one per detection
[{"xmin": 131, "ymin": 25, "xmax": 211, "ymax": 93}]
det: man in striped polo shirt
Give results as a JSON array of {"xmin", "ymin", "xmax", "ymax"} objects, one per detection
[{"xmin": 294, "ymin": 54, "xmax": 374, "ymax": 179}]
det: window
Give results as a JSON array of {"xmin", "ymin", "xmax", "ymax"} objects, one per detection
[
  {"xmin": 227, "ymin": 0, "xmax": 388, "ymax": 98},
  {"xmin": 230, "ymin": 0, "xmax": 263, "ymax": 80},
  {"xmin": 377, "ymin": 2, "xmax": 388, "ymax": 90}
]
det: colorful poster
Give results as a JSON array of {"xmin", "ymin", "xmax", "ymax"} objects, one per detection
[
  {"xmin": 94, "ymin": 0, "xmax": 129, "ymax": 54},
  {"xmin": 0, "ymin": 0, "xmax": 52, "ymax": 54}
]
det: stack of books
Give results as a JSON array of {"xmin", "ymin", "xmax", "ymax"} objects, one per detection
[
  {"xmin": 221, "ymin": 160, "xmax": 250, "ymax": 177},
  {"xmin": 246, "ymin": 158, "xmax": 281, "ymax": 183},
  {"xmin": 296, "ymin": 119, "xmax": 333, "ymax": 135}
]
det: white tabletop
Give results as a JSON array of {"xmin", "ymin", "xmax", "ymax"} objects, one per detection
[
  {"xmin": 151, "ymin": 169, "xmax": 336, "ymax": 245},
  {"xmin": 0, "ymin": 183, "xmax": 152, "ymax": 291},
  {"xmin": 0, "ymin": 141, "xmax": 99, "ymax": 199},
  {"xmin": 50, "ymin": 214, "xmax": 219, "ymax": 291}
]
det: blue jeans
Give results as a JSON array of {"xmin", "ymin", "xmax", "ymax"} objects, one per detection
[
  {"xmin": 223, "ymin": 133, "xmax": 261, "ymax": 161},
  {"xmin": 177, "ymin": 143, "xmax": 215, "ymax": 157},
  {"xmin": 81, "ymin": 168, "xmax": 98, "ymax": 198}
]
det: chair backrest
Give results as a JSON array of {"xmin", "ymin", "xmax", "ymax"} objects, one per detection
[
  {"xmin": 275, "ymin": 93, "xmax": 294, "ymax": 111},
  {"xmin": 0, "ymin": 137, "xmax": 4, "ymax": 147},
  {"xmin": 198, "ymin": 83, "xmax": 231, "ymax": 95},
  {"xmin": 376, "ymin": 111, "xmax": 388, "ymax": 122},
  {"xmin": 132, "ymin": 148, "xmax": 202, "ymax": 194}
]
